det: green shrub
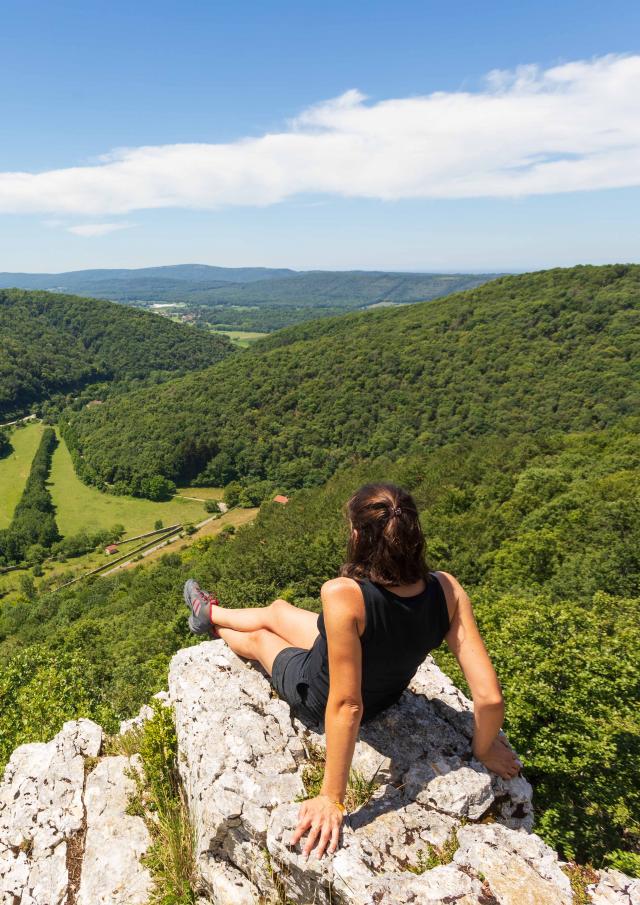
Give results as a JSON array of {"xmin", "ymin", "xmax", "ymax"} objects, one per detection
[{"xmin": 0, "ymin": 647, "xmax": 115, "ymax": 768}]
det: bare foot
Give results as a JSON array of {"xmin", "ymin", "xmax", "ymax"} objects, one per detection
[{"xmin": 475, "ymin": 736, "xmax": 523, "ymax": 780}]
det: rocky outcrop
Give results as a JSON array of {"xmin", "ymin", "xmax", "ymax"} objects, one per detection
[
  {"xmin": 167, "ymin": 640, "xmax": 640, "ymax": 905},
  {"xmin": 0, "ymin": 719, "xmax": 151, "ymax": 905},
  {"xmin": 1, "ymin": 640, "xmax": 639, "ymax": 904}
]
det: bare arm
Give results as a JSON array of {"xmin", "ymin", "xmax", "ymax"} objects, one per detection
[
  {"xmin": 319, "ymin": 578, "xmax": 364, "ymax": 802},
  {"xmin": 438, "ymin": 571, "xmax": 521, "ymax": 778},
  {"xmin": 290, "ymin": 577, "xmax": 364, "ymax": 858}
]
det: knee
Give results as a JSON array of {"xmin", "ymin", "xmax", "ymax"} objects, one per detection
[
  {"xmin": 268, "ymin": 598, "xmax": 293, "ymax": 631},
  {"xmin": 270, "ymin": 598, "xmax": 290, "ymax": 614},
  {"xmin": 246, "ymin": 628, "xmax": 270, "ymax": 650}
]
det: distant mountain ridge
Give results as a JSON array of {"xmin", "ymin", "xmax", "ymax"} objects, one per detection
[
  {"xmin": 0, "ymin": 264, "xmax": 500, "ymax": 308},
  {"xmin": 0, "ymin": 264, "xmax": 296, "ymax": 289}
]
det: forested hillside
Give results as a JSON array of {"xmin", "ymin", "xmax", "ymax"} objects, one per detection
[
  {"xmin": 154, "ymin": 269, "xmax": 497, "ymax": 307},
  {"xmin": 63, "ymin": 264, "xmax": 640, "ymax": 495},
  {"xmin": 1, "ymin": 424, "xmax": 638, "ymax": 872},
  {"xmin": 0, "ymin": 288, "xmax": 233, "ymax": 419}
]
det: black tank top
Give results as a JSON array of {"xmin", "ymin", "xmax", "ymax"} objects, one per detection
[{"xmin": 303, "ymin": 572, "xmax": 450, "ymax": 723}]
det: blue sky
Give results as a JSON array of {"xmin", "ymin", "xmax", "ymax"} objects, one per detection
[{"xmin": 1, "ymin": 0, "xmax": 639, "ymax": 272}]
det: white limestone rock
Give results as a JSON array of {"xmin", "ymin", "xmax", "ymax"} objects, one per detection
[
  {"xmin": 0, "ymin": 719, "xmax": 101, "ymax": 905},
  {"xmin": 76, "ymin": 755, "xmax": 152, "ymax": 904},
  {"xmin": 588, "ymin": 868, "xmax": 640, "ymax": 905},
  {"xmin": 168, "ymin": 641, "xmax": 540, "ymax": 904},
  {"xmin": 453, "ymin": 822, "xmax": 574, "ymax": 905}
]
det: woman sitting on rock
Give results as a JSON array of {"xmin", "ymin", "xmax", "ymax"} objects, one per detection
[{"xmin": 184, "ymin": 481, "xmax": 521, "ymax": 861}]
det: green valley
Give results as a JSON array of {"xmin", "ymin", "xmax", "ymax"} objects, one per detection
[{"xmin": 0, "ymin": 263, "xmax": 638, "ymax": 876}]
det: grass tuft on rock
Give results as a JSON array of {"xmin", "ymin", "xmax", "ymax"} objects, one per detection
[
  {"xmin": 104, "ymin": 724, "xmax": 145, "ymax": 757},
  {"xmin": 561, "ymin": 861, "xmax": 599, "ymax": 905},
  {"xmin": 406, "ymin": 827, "xmax": 460, "ymax": 874},
  {"xmin": 124, "ymin": 699, "xmax": 196, "ymax": 905},
  {"xmin": 298, "ymin": 742, "xmax": 382, "ymax": 812}
]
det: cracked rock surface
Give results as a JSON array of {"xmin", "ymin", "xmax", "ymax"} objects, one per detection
[
  {"xmin": 0, "ymin": 719, "xmax": 151, "ymax": 905},
  {"xmin": 77, "ymin": 755, "xmax": 152, "ymax": 904},
  {"xmin": 2, "ymin": 641, "xmax": 639, "ymax": 904},
  {"xmin": 588, "ymin": 869, "xmax": 640, "ymax": 905},
  {"xmin": 169, "ymin": 639, "xmax": 638, "ymax": 905}
]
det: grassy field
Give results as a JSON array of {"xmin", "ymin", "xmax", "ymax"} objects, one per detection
[
  {"xmin": 0, "ymin": 506, "xmax": 259, "ymax": 599},
  {"xmin": 209, "ymin": 328, "xmax": 267, "ymax": 347},
  {"xmin": 176, "ymin": 486, "xmax": 224, "ymax": 501},
  {"xmin": 49, "ymin": 429, "xmax": 209, "ymax": 536},
  {"xmin": 107, "ymin": 505, "xmax": 258, "ymax": 573},
  {"xmin": 0, "ymin": 422, "xmax": 45, "ymax": 529}
]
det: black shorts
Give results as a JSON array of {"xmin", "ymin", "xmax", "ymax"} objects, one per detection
[{"xmin": 270, "ymin": 647, "xmax": 325, "ymax": 732}]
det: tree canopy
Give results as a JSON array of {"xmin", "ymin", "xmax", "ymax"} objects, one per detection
[
  {"xmin": 0, "ymin": 288, "xmax": 233, "ymax": 419},
  {"xmin": 64, "ymin": 264, "xmax": 640, "ymax": 496}
]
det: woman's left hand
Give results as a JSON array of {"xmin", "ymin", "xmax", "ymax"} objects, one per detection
[{"xmin": 289, "ymin": 795, "xmax": 344, "ymax": 860}]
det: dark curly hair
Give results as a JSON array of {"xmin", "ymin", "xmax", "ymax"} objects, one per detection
[{"xmin": 339, "ymin": 482, "xmax": 430, "ymax": 586}]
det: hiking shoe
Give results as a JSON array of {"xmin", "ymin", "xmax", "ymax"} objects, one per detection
[{"xmin": 184, "ymin": 578, "xmax": 221, "ymax": 638}]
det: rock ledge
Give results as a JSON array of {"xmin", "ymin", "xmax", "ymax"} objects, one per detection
[
  {"xmin": 168, "ymin": 640, "xmax": 640, "ymax": 905},
  {"xmin": 2, "ymin": 641, "xmax": 639, "ymax": 905}
]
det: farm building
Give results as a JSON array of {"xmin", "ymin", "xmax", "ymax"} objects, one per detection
[
  {"xmin": 273, "ymin": 494, "xmax": 289, "ymax": 504},
  {"xmin": 104, "ymin": 544, "xmax": 119, "ymax": 555}
]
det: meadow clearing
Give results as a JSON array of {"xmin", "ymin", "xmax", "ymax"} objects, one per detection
[
  {"xmin": 0, "ymin": 421, "xmax": 45, "ymax": 529},
  {"xmin": 49, "ymin": 427, "xmax": 217, "ymax": 536},
  {"xmin": 215, "ymin": 329, "xmax": 267, "ymax": 347}
]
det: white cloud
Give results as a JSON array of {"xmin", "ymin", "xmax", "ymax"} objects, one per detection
[
  {"xmin": 66, "ymin": 221, "xmax": 135, "ymax": 237},
  {"xmin": 2, "ymin": 54, "xmax": 639, "ymax": 217}
]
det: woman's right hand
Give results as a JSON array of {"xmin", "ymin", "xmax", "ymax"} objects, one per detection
[{"xmin": 474, "ymin": 735, "xmax": 522, "ymax": 780}]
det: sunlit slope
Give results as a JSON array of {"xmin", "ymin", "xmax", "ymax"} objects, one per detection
[
  {"xmin": 64, "ymin": 265, "xmax": 640, "ymax": 490},
  {"xmin": 48, "ymin": 430, "xmax": 208, "ymax": 536}
]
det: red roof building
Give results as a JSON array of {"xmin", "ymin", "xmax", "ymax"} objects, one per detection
[
  {"xmin": 273, "ymin": 494, "xmax": 289, "ymax": 504},
  {"xmin": 105, "ymin": 544, "xmax": 119, "ymax": 555}
]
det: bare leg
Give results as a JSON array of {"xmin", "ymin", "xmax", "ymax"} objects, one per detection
[
  {"xmin": 217, "ymin": 626, "xmax": 291, "ymax": 675},
  {"xmin": 212, "ymin": 598, "xmax": 320, "ymax": 649}
]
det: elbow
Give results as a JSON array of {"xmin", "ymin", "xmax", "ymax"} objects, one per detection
[
  {"xmin": 473, "ymin": 688, "xmax": 504, "ymax": 708},
  {"xmin": 328, "ymin": 695, "xmax": 364, "ymax": 723}
]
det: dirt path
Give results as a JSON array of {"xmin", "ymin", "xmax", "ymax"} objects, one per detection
[
  {"xmin": 103, "ymin": 506, "xmax": 258, "ymax": 574},
  {"xmin": 0, "ymin": 414, "xmax": 37, "ymax": 428}
]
